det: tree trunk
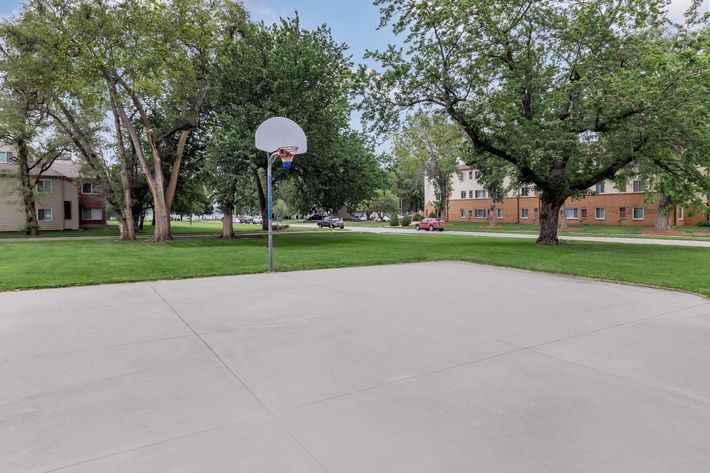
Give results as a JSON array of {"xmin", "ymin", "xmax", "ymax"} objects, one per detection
[
  {"xmin": 488, "ymin": 204, "xmax": 496, "ymax": 227},
  {"xmin": 655, "ymin": 195, "xmax": 673, "ymax": 232},
  {"xmin": 255, "ymin": 172, "xmax": 268, "ymax": 230},
  {"xmin": 115, "ymin": 210, "xmax": 130, "ymax": 240},
  {"xmin": 222, "ymin": 203, "xmax": 235, "ymax": 239},
  {"xmin": 538, "ymin": 192, "xmax": 565, "ymax": 245},
  {"xmin": 151, "ymin": 190, "xmax": 171, "ymax": 242},
  {"xmin": 111, "ymin": 102, "xmax": 136, "ymax": 240},
  {"xmin": 139, "ymin": 211, "xmax": 145, "ymax": 231},
  {"xmin": 16, "ymin": 141, "xmax": 39, "ymax": 236}
]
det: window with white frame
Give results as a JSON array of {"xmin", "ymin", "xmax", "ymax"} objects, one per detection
[
  {"xmin": 474, "ymin": 208, "xmax": 486, "ymax": 218},
  {"xmin": 81, "ymin": 208, "xmax": 103, "ymax": 221},
  {"xmin": 565, "ymin": 208, "xmax": 578, "ymax": 219},
  {"xmin": 460, "ymin": 208, "xmax": 466, "ymax": 218},
  {"xmin": 496, "ymin": 208, "xmax": 504, "ymax": 218},
  {"xmin": 36, "ymin": 179, "xmax": 52, "ymax": 193},
  {"xmin": 474, "ymin": 170, "xmax": 482, "ymax": 179},
  {"xmin": 458, "ymin": 172, "xmax": 464, "ymax": 181},
  {"xmin": 595, "ymin": 182, "xmax": 605, "ymax": 194},
  {"xmin": 460, "ymin": 191, "xmax": 466, "ymax": 199},
  {"xmin": 520, "ymin": 187, "xmax": 529, "ymax": 197},
  {"xmin": 0, "ymin": 150, "xmax": 13, "ymax": 163},
  {"xmin": 468, "ymin": 171, "xmax": 473, "ymax": 180},
  {"xmin": 632, "ymin": 180, "xmax": 643, "ymax": 192},
  {"xmin": 520, "ymin": 208, "xmax": 529, "ymax": 219},
  {"xmin": 618, "ymin": 182, "xmax": 627, "ymax": 192},
  {"xmin": 678, "ymin": 207, "xmax": 684, "ymax": 220},
  {"xmin": 468, "ymin": 209, "xmax": 473, "ymax": 218},
  {"xmin": 37, "ymin": 208, "xmax": 52, "ymax": 221},
  {"xmin": 595, "ymin": 207, "xmax": 605, "ymax": 219},
  {"xmin": 581, "ymin": 208, "xmax": 588, "ymax": 218},
  {"xmin": 632, "ymin": 207, "xmax": 645, "ymax": 220},
  {"xmin": 474, "ymin": 190, "xmax": 486, "ymax": 198},
  {"xmin": 468, "ymin": 190, "xmax": 473, "ymax": 198}
]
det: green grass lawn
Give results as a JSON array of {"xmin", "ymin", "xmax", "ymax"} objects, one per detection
[
  {"xmin": 1, "ymin": 232, "xmax": 708, "ymax": 297},
  {"xmin": 347, "ymin": 220, "xmax": 710, "ymax": 240},
  {"xmin": 0, "ymin": 220, "xmax": 295, "ymax": 239}
]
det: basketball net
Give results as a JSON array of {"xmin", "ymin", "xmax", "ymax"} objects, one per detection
[{"xmin": 278, "ymin": 147, "xmax": 297, "ymax": 168}]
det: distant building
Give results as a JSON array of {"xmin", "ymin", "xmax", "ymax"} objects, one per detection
[
  {"xmin": 0, "ymin": 145, "xmax": 106, "ymax": 232},
  {"xmin": 425, "ymin": 164, "xmax": 706, "ymax": 226}
]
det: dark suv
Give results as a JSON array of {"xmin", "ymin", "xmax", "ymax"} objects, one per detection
[{"xmin": 318, "ymin": 216, "xmax": 345, "ymax": 229}]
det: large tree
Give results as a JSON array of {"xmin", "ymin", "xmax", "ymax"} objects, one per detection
[
  {"xmin": 26, "ymin": 0, "xmax": 246, "ymax": 242},
  {"xmin": 365, "ymin": 0, "xmax": 710, "ymax": 244},
  {"xmin": 208, "ymin": 17, "xmax": 357, "ymax": 229},
  {"xmin": 393, "ymin": 112, "xmax": 462, "ymax": 219}
]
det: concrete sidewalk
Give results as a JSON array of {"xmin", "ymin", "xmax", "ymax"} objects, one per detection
[
  {"xmin": 292, "ymin": 223, "xmax": 710, "ymax": 247},
  {"xmin": 2, "ymin": 262, "xmax": 709, "ymax": 472}
]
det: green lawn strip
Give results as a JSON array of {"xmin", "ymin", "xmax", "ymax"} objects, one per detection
[
  {"xmin": 0, "ymin": 221, "xmax": 303, "ymax": 240},
  {"xmin": 346, "ymin": 221, "xmax": 710, "ymax": 241},
  {"xmin": 0, "ymin": 232, "xmax": 708, "ymax": 296}
]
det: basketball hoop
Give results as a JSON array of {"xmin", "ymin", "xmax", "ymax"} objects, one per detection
[{"xmin": 278, "ymin": 147, "xmax": 298, "ymax": 169}]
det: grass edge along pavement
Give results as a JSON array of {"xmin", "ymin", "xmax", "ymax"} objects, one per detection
[{"xmin": 1, "ymin": 232, "xmax": 709, "ymax": 297}]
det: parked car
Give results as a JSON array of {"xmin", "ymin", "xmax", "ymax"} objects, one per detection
[
  {"xmin": 415, "ymin": 217, "xmax": 445, "ymax": 231},
  {"xmin": 253, "ymin": 216, "xmax": 263, "ymax": 225},
  {"xmin": 308, "ymin": 214, "xmax": 325, "ymax": 221},
  {"xmin": 352, "ymin": 215, "xmax": 367, "ymax": 222},
  {"xmin": 318, "ymin": 216, "xmax": 345, "ymax": 229},
  {"xmin": 239, "ymin": 216, "xmax": 253, "ymax": 224},
  {"xmin": 382, "ymin": 215, "xmax": 391, "ymax": 222}
]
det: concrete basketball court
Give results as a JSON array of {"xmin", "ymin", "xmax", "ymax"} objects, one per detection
[{"xmin": 2, "ymin": 262, "xmax": 709, "ymax": 473}]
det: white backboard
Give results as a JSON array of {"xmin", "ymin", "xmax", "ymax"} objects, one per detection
[{"xmin": 255, "ymin": 117, "xmax": 307, "ymax": 154}]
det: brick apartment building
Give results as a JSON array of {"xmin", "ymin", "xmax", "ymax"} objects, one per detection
[
  {"xmin": 425, "ymin": 164, "xmax": 707, "ymax": 227},
  {"xmin": 0, "ymin": 145, "xmax": 106, "ymax": 232}
]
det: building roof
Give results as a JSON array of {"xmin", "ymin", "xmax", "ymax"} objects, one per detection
[{"xmin": 0, "ymin": 159, "xmax": 82, "ymax": 179}]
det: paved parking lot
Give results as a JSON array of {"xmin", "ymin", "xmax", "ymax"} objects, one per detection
[{"xmin": 2, "ymin": 262, "xmax": 709, "ymax": 472}]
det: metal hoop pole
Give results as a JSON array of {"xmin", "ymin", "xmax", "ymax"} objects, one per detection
[{"xmin": 267, "ymin": 151, "xmax": 278, "ymax": 273}]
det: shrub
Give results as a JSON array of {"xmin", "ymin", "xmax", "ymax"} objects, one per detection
[
  {"xmin": 697, "ymin": 220, "xmax": 710, "ymax": 227},
  {"xmin": 428, "ymin": 211, "xmax": 437, "ymax": 218},
  {"xmin": 402, "ymin": 215, "xmax": 412, "ymax": 226},
  {"xmin": 413, "ymin": 213, "xmax": 423, "ymax": 221},
  {"xmin": 390, "ymin": 213, "xmax": 400, "ymax": 226}
]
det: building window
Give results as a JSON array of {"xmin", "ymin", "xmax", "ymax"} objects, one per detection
[
  {"xmin": 36, "ymin": 179, "xmax": 52, "ymax": 193},
  {"xmin": 632, "ymin": 207, "xmax": 645, "ymax": 220},
  {"xmin": 82, "ymin": 182, "xmax": 99, "ymax": 194},
  {"xmin": 474, "ymin": 170, "xmax": 482, "ymax": 179},
  {"xmin": 520, "ymin": 187, "xmax": 529, "ymax": 197},
  {"xmin": 678, "ymin": 207, "xmax": 684, "ymax": 220},
  {"xmin": 37, "ymin": 208, "xmax": 52, "ymax": 221},
  {"xmin": 595, "ymin": 182, "xmax": 605, "ymax": 194},
  {"xmin": 595, "ymin": 207, "xmax": 605, "ymax": 220},
  {"xmin": 581, "ymin": 208, "xmax": 588, "ymax": 218},
  {"xmin": 533, "ymin": 207, "xmax": 539, "ymax": 219},
  {"xmin": 468, "ymin": 171, "xmax": 473, "ymax": 180},
  {"xmin": 82, "ymin": 208, "xmax": 103, "ymax": 221},
  {"xmin": 460, "ymin": 208, "xmax": 466, "ymax": 218},
  {"xmin": 460, "ymin": 191, "xmax": 466, "ymax": 199},
  {"xmin": 565, "ymin": 208, "xmax": 578, "ymax": 219},
  {"xmin": 458, "ymin": 172, "xmax": 464, "ymax": 181},
  {"xmin": 632, "ymin": 180, "xmax": 643, "ymax": 192},
  {"xmin": 64, "ymin": 201, "xmax": 72, "ymax": 220},
  {"xmin": 520, "ymin": 208, "xmax": 529, "ymax": 219},
  {"xmin": 474, "ymin": 208, "xmax": 486, "ymax": 218},
  {"xmin": 0, "ymin": 150, "xmax": 13, "ymax": 163},
  {"xmin": 619, "ymin": 207, "xmax": 626, "ymax": 219},
  {"xmin": 474, "ymin": 190, "xmax": 487, "ymax": 198},
  {"xmin": 618, "ymin": 182, "xmax": 627, "ymax": 192},
  {"xmin": 496, "ymin": 208, "xmax": 504, "ymax": 218}
]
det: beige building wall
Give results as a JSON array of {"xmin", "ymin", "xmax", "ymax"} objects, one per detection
[
  {"xmin": 0, "ymin": 176, "xmax": 79, "ymax": 232},
  {"xmin": 0, "ymin": 178, "xmax": 26, "ymax": 232}
]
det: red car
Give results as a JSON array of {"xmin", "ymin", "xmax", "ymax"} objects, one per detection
[{"xmin": 415, "ymin": 217, "xmax": 445, "ymax": 231}]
